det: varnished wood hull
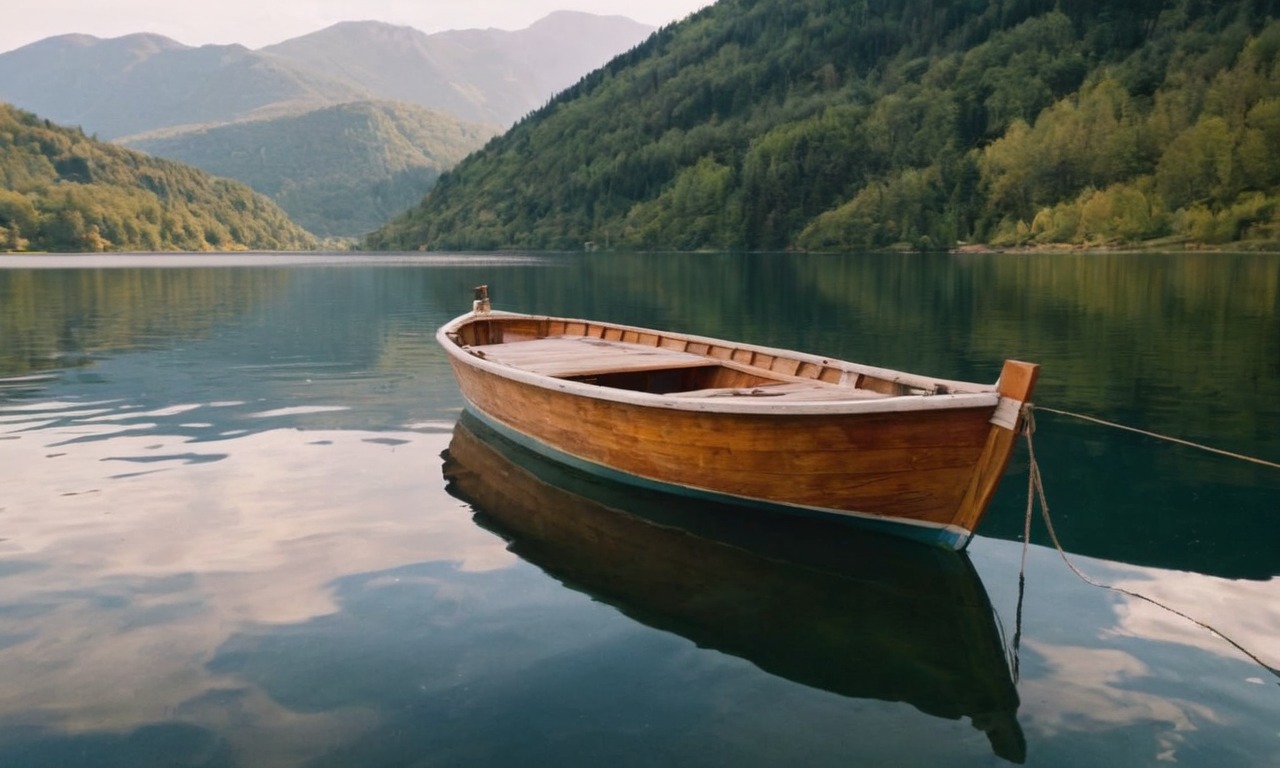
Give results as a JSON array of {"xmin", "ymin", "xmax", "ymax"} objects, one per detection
[
  {"xmin": 439, "ymin": 308, "xmax": 1038, "ymax": 549},
  {"xmin": 442, "ymin": 412, "xmax": 1026, "ymax": 763}
]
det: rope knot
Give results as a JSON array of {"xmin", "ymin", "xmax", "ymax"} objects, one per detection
[{"xmin": 1020, "ymin": 403, "xmax": 1037, "ymax": 437}]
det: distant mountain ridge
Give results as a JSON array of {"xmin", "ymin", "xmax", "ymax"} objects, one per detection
[
  {"xmin": 260, "ymin": 13, "xmax": 655, "ymax": 126},
  {"xmin": 0, "ymin": 33, "xmax": 366, "ymax": 139},
  {"xmin": 0, "ymin": 12, "xmax": 655, "ymax": 137}
]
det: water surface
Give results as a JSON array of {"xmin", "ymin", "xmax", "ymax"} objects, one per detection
[{"xmin": 0, "ymin": 252, "xmax": 1276, "ymax": 767}]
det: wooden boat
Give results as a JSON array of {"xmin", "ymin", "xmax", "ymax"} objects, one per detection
[
  {"xmin": 442, "ymin": 412, "xmax": 1027, "ymax": 763},
  {"xmin": 438, "ymin": 286, "xmax": 1039, "ymax": 550}
]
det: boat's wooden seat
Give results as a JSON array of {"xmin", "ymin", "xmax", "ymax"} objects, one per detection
[
  {"xmin": 466, "ymin": 336, "xmax": 711, "ymax": 378},
  {"xmin": 671, "ymin": 381, "xmax": 892, "ymax": 401}
]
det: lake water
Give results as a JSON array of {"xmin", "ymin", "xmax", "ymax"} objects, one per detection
[{"xmin": 0, "ymin": 251, "xmax": 1277, "ymax": 767}]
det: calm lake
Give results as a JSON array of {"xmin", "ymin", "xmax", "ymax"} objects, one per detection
[{"xmin": 0, "ymin": 251, "xmax": 1277, "ymax": 767}]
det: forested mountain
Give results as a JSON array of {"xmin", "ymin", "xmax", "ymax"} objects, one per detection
[
  {"xmin": 122, "ymin": 101, "xmax": 500, "ymax": 237},
  {"xmin": 367, "ymin": 0, "xmax": 1280, "ymax": 252},
  {"xmin": 0, "ymin": 104, "xmax": 314, "ymax": 252}
]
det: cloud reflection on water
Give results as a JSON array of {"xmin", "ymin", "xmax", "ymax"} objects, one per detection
[
  {"xmin": 1, "ymin": 253, "xmax": 1277, "ymax": 766},
  {"xmin": 0, "ymin": 403, "xmax": 513, "ymax": 764},
  {"xmin": 970, "ymin": 536, "xmax": 1280, "ymax": 767}
]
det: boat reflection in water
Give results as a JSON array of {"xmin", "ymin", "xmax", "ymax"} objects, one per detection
[{"xmin": 442, "ymin": 412, "xmax": 1027, "ymax": 763}]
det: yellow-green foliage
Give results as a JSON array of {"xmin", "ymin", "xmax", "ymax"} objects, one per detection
[
  {"xmin": 983, "ymin": 21, "xmax": 1280, "ymax": 248},
  {"xmin": 0, "ymin": 104, "xmax": 314, "ymax": 252}
]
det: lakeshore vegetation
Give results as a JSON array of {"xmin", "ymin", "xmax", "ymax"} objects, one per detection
[
  {"xmin": 367, "ymin": 0, "xmax": 1280, "ymax": 252},
  {"xmin": 0, "ymin": 104, "xmax": 314, "ymax": 252}
]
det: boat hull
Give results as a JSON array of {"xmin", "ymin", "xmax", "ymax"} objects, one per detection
[{"xmin": 440, "ymin": 310, "xmax": 1038, "ymax": 550}]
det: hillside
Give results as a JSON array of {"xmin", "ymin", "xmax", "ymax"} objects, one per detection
[
  {"xmin": 366, "ymin": 0, "xmax": 1280, "ymax": 252},
  {"xmin": 0, "ymin": 104, "xmax": 314, "ymax": 252},
  {"xmin": 122, "ymin": 101, "xmax": 500, "ymax": 237}
]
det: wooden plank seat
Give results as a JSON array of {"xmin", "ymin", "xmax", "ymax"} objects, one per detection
[
  {"xmin": 673, "ymin": 381, "xmax": 892, "ymax": 401},
  {"xmin": 465, "ymin": 336, "xmax": 712, "ymax": 378}
]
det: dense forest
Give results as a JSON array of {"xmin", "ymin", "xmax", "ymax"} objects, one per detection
[
  {"xmin": 124, "ymin": 101, "xmax": 499, "ymax": 238},
  {"xmin": 0, "ymin": 104, "xmax": 314, "ymax": 252},
  {"xmin": 367, "ymin": 0, "xmax": 1280, "ymax": 252}
]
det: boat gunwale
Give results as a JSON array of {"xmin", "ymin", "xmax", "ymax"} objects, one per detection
[{"xmin": 438, "ymin": 310, "xmax": 1006, "ymax": 417}]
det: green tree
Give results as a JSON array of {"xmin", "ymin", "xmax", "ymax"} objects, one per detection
[{"xmin": 1155, "ymin": 116, "xmax": 1235, "ymax": 209}]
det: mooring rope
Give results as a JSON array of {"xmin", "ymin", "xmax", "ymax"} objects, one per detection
[
  {"xmin": 1032, "ymin": 405, "xmax": 1280, "ymax": 471},
  {"xmin": 1010, "ymin": 451, "xmax": 1036, "ymax": 683},
  {"xmin": 1016, "ymin": 408, "xmax": 1280, "ymax": 682}
]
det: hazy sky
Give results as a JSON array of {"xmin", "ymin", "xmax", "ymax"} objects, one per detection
[{"xmin": 0, "ymin": 0, "xmax": 717, "ymax": 54}]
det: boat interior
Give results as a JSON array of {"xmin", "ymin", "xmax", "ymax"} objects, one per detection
[{"xmin": 448, "ymin": 315, "xmax": 959, "ymax": 401}]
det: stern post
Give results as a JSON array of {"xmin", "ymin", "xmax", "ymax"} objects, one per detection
[{"xmin": 952, "ymin": 360, "xmax": 1041, "ymax": 544}]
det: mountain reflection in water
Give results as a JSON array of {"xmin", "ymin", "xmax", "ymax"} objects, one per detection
[{"xmin": 442, "ymin": 412, "xmax": 1027, "ymax": 764}]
